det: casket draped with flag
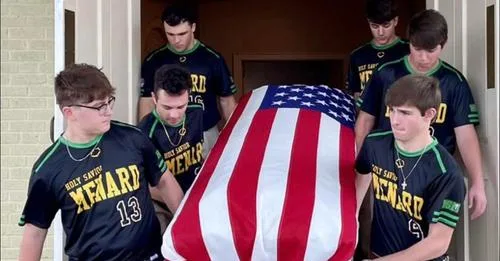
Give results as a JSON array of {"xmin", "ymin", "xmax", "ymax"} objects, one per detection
[{"xmin": 162, "ymin": 84, "xmax": 357, "ymax": 261}]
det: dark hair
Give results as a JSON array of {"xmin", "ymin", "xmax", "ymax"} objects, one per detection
[
  {"xmin": 161, "ymin": 2, "xmax": 196, "ymax": 26},
  {"xmin": 409, "ymin": 9, "xmax": 448, "ymax": 49},
  {"xmin": 154, "ymin": 64, "xmax": 192, "ymax": 95},
  {"xmin": 385, "ymin": 74, "xmax": 441, "ymax": 116},
  {"xmin": 55, "ymin": 63, "xmax": 115, "ymax": 107},
  {"xmin": 366, "ymin": 0, "xmax": 398, "ymax": 24}
]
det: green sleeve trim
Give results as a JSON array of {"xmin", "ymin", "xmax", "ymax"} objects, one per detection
[
  {"xmin": 35, "ymin": 140, "xmax": 61, "ymax": 173},
  {"xmin": 431, "ymin": 146, "xmax": 447, "ymax": 174},
  {"xmin": 376, "ymin": 57, "xmax": 405, "ymax": 72},
  {"xmin": 158, "ymin": 159, "xmax": 166, "ymax": 170},
  {"xmin": 441, "ymin": 63, "xmax": 464, "ymax": 82},
  {"xmin": 367, "ymin": 130, "xmax": 393, "ymax": 138},
  {"xmin": 160, "ymin": 162, "xmax": 167, "ymax": 173},
  {"xmin": 200, "ymin": 43, "xmax": 220, "ymax": 59},
  {"xmin": 432, "ymin": 217, "xmax": 457, "ymax": 228},
  {"xmin": 145, "ymin": 44, "xmax": 169, "ymax": 62},
  {"xmin": 111, "ymin": 121, "xmax": 142, "ymax": 132},
  {"xmin": 356, "ymin": 98, "xmax": 363, "ymax": 108},
  {"xmin": 349, "ymin": 42, "xmax": 370, "ymax": 55},
  {"xmin": 230, "ymin": 85, "xmax": 238, "ymax": 94},
  {"xmin": 436, "ymin": 211, "xmax": 460, "ymax": 221},
  {"xmin": 187, "ymin": 104, "xmax": 203, "ymax": 109},
  {"xmin": 149, "ymin": 119, "xmax": 159, "ymax": 139},
  {"xmin": 468, "ymin": 114, "xmax": 479, "ymax": 118},
  {"xmin": 18, "ymin": 215, "xmax": 25, "ymax": 226}
]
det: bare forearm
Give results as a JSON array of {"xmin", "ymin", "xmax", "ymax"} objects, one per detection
[
  {"xmin": 156, "ymin": 173, "xmax": 184, "ymax": 213},
  {"xmin": 356, "ymin": 173, "xmax": 372, "ymax": 214},
  {"xmin": 19, "ymin": 224, "xmax": 47, "ymax": 261},
  {"xmin": 149, "ymin": 186, "xmax": 163, "ymax": 202},
  {"xmin": 455, "ymin": 126, "xmax": 484, "ymax": 185},
  {"xmin": 219, "ymin": 96, "xmax": 237, "ymax": 122},
  {"xmin": 374, "ymin": 237, "xmax": 447, "ymax": 261},
  {"xmin": 162, "ymin": 184, "xmax": 183, "ymax": 214},
  {"xmin": 374, "ymin": 223, "xmax": 453, "ymax": 261},
  {"xmin": 355, "ymin": 112, "xmax": 375, "ymax": 154}
]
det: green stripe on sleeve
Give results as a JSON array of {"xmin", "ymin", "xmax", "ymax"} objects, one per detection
[
  {"xmin": 18, "ymin": 215, "xmax": 25, "ymax": 226},
  {"xmin": 437, "ymin": 211, "xmax": 459, "ymax": 221},
  {"xmin": 158, "ymin": 159, "xmax": 166, "ymax": 170},
  {"xmin": 367, "ymin": 130, "xmax": 393, "ymax": 138},
  {"xmin": 432, "ymin": 217, "xmax": 457, "ymax": 228},
  {"xmin": 431, "ymin": 146, "xmax": 447, "ymax": 173},
  {"xmin": 149, "ymin": 119, "xmax": 159, "ymax": 139},
  {"xmin": 35, "ymin": 140, "xmax": 61, "ymax": 173}
]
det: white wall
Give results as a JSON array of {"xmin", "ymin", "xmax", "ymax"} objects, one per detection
[
  {"xmin": 70, "ymin": 0, "xmax": 141, "ymax": 124},
  {"xmin": 426, "ymin": 1, "xmax": 500, "ymax": 261}
]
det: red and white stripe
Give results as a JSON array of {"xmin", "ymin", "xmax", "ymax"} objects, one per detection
[{"xmin": 162, "ymin": 86, "xmax": 357, "ymax": 261}]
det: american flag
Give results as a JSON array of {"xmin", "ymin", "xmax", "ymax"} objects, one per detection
[{"xmin": 162, "ymin": 84, "xmax": 357, "ymax": 261}]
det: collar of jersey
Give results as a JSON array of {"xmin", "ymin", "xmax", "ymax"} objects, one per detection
[
  {"xmin": 59, "ymin": 134, "xmax": 103, "ymax": 149},
  {"xmin": 370, "ymin": 37, "xmax": 402, "ymax": 50},
  {"xmin": 152, "ymin": 109, "xmax": 185, "ymax": 127},
  {"xmin": 404, "ymin": 55, "xmax": 442, "ymax": 76},
  {"xmin": 395, "ymin": 137, "xmax": 438, "ymax": 157},
  {"xmin": 167, "ymin": 40, "xmax": 200, "ymax": 55}
]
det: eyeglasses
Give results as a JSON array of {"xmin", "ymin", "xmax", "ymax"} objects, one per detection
[{"xmin": 69, "ymin": 96, "xmax": 116, "ymax": 115}]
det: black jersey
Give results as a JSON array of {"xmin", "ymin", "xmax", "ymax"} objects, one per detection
[
  {"xmin": 346, "ymin": 38, "xmax": 409, "ymax": 94},
  {"xmin": 140, "ymin": 40, "xmax": 237, "ymax": 131},
  {"xmin": 358, "ymin": 55, "xmax": 479, "ymax": 154},
  {"xmin": 19, "ymin": 121, "xmax": 168, "ymax": 261},
  {"xmin": 355, "ymin": 130, "xmax": 465, "ymax": 259},
  {"xmin": 138, "ymin": 105, "xmax": 204, "ymax": 193}
]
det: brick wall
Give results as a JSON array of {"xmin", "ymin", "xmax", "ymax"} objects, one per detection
[{"xmin": 1, "ymin": 0, "xmax": 55, "ymax": 260}]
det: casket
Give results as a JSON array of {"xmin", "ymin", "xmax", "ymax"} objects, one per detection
[{"xmin": 162, "ymin": 84, "xmax": 357, "ymax": 261}]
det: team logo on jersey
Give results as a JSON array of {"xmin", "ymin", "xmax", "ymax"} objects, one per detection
[
  {"xmin": 180, "ymin": 56, "xmax": 187, "ymax": 63},
  {"xmin": 442, "ymin": 199, "xmax": 461, "ymax": 213},
  {"xmin": 377, "ymin": 51, "xmax": 385, "ymax": 58}
]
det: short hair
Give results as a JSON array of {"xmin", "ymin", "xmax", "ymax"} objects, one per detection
[
  {"xmin": 366, "ymin": 0, "xmax": 398, "ymax": 24},
  {"xmin": 385, "ymin": 74, "xmax": 441, "ymax": 116},
  {"xmin": 154, "ymin": 64, "xmax": 192, "ymax": 96},
  {"xmin": 55, "ymin": 63, "xmax": 115, "ymax": 108},
  {"xmin": 161, "ymin": 2, "xmax": 196, "ymax": 26},
  {"xmin": 409, "ymin": 9, "xmax": 448, "ymax": 49}
]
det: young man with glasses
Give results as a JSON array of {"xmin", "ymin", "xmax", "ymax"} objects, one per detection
[
  {"xmin": 138, "ymin": 64, "xmax": 204, "ymax": 234},
  {"xmin": 18, "ymin": 64, "xmax": 184, "ymax": 261}
]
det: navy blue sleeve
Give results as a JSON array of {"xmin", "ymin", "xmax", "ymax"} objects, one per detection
[
  {"xmin": 358, "ymin": 68, "xmax": 384, "ymax": 118},
  {"xmin": 355, "ymin": 138, "xmax": 373, "ymax": 175},
  {"xmin": 425, "ymin": 169, "xmax": 466, "ymax": 229},
  {"xmin": 451, "ymin": 79, "xmax": 480, "ymax": 127},
  {"xmin": 213, "ymin": 57, "xmax": 237, "ymax": 97},
  {"xmin": 20, "ymin": 172, "xmax": 59, "ymax": 228},
  {"xmin": 346, "ymin": 55, "xmax": 361, "ymax": 94},
  {"xmin": 140, "ymin": 59, "xmax": 155, "ymax": 98},
  {"xmin": 139, "ymin": 131, "xmax": 168, "ymax": 186}
]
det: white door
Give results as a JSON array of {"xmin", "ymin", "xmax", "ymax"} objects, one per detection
[
  {"xmin": 53, "ymin": 0, "xmax": 141, "ymax": 259},
  {"xmin": 426, "ymin": 1, "xmax": 500, "ymax": 261}
]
